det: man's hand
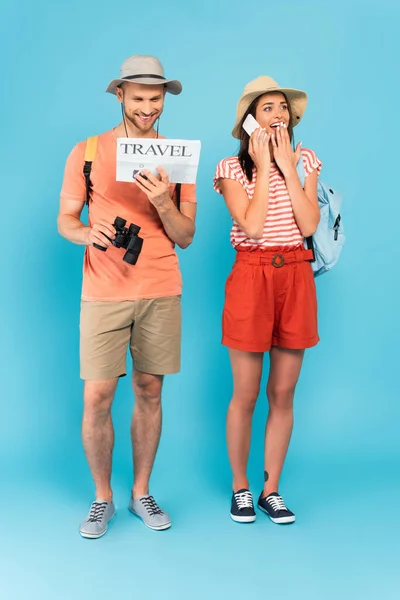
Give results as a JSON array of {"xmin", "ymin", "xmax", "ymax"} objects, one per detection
[
  {"xmin": 84, "ymin": 220, "xmax": 116, "ymax": 248},
  {"xmin": 134, "ymin": 167, "xmax": 172, "ymax": 209},
  {"xmin": 133, "ymin": 166, "xmax": 195, "ymax": 248}
]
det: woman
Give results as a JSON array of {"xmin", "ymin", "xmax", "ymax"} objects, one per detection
[{"xmin": 214, "ymin": 76, "xmax": 322, "ymax": 524}]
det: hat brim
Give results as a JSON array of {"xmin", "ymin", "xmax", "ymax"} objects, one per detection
[
  {"xmin": 232, "ymin": 87, "xmax": 308, "ymax": 138},
  {"xmin": 106, "ymin": 77, "xmax": 182, "ymax": 95}
]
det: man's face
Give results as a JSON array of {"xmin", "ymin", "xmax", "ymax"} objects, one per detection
[{"xmin": 116, "ymin": 82, "xmax": 166, "ymax": 133}]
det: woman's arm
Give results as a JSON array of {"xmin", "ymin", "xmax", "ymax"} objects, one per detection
[
  {"xmin": 219, "ymin": 170, "xmax": 269, "ymax": 240},
  {"xmin": 283, "ymin": 168, "xmax": 320, "ymax": 237},
  {"xmin": 272, "ymin": 127, "xmax": 320, "ymax": 237},
  {"xmin": 219, "ymin": 129, "xmax": 272, "ymax": 240}
]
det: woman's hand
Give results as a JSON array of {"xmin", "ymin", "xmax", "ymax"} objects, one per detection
[
  {"xmin": 271, "ymin": 124, "xmax": 301, "ymax": 177},
  {"xmin": 248, "ymin": 128, "xmax": 271, "ymax": 174}
]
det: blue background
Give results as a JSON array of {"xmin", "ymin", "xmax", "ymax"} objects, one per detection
[{"xmin": 1, "ymin": 0, "xmax": 399, "ymax": 598}]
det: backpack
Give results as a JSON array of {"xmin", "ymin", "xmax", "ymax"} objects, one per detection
[
  {"xmin": 296, "ymin": 155, "xmax": 345, "ymax": 277},
  {"xmin": 82, "ymin": 135, "xmax": 181, "ymax": 209}
]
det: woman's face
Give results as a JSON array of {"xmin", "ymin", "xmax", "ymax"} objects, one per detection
[{"xmin": 254, "ymin": 92, "xmax": 290, "ymax": 134}]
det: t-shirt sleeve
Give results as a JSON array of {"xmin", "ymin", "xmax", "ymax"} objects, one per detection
[
  {"xmin": 179, "ymin": 183, "xmax": 196, "ymax": 203},
  {"xmin": 302, "ymin": 148, "xmax": 322, "ymax": 177},
  {"xmin": 213, "ymin": 158, "xmax": 242, "ymax": 194},
  {"xmin": 60, "ymin": 142, "xmax": 87, "ymax": 202}
]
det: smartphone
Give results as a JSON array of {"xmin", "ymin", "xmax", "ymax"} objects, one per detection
[
  {"xmin": 242, "ymin": 114, "xmax": 261, "ymax": 136},
  {"xmin": 132, "ymin": 169, "xmax": 150, "ymax": 181}
]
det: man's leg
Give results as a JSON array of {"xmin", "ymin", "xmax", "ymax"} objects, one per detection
[
  {"xmin": 128, "ymin": 296, "xmax": 181, "ymax": 530},
  {"xmin": 79, "ymin": 300, "xmax": 133, "ymax": 538},
  {"xmin": 79, "ymin": 378, "xmax": 119, "ymax": 538},
  {"xmin": 82, "ymin": 378, "xmax": 119, "ymax": 502},
  {"xmin": 130, "ymin": 295, "xmax": 181, "ymax": 497},
  {"xmin": 129, "ymin": 370, "xmax": 172, "ymax": 530},
  {"xmin": 131, "ymin": 370, "xmax": 163, "ymax": 498}
]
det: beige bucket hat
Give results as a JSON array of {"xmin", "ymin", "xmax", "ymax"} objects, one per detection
[
  {"xmin": 232, "ymin": 75, "xmax": 308, "ymax": 138},
  {"xmin": 106, "ymin": 55, "xmax": 182, "ymax": 95}
]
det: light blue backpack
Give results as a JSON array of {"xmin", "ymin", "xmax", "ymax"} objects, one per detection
[{"xmin": 296, "ymin": 157, "xmax": 345, "ymax": 277}]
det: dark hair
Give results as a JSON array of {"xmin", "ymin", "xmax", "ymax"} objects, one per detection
[{"xmin": 238, "ymin": 93, "xmax": 295, "ymax": 181}]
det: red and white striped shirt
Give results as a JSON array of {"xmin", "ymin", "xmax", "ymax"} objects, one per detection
[{"xmin": 214, "ymin": 148, "xmax": 322, "ymax": 249}]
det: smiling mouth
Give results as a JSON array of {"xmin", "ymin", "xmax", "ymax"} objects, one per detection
[
  {"xmin": 270, "ymin": 121, "xmax": 286, "ymax": 129},
  {"xmin": 137, "ymin": 114, "xmax": 156, "ymax": 123}
]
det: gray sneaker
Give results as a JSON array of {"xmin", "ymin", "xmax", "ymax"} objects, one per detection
[
  {"xmin": 79, "ymin": 500, "xmax": 115, "ymax": 539},
  {"xmin": 129, "ymin": 495, "xmax": 171, "ymax": 530}
]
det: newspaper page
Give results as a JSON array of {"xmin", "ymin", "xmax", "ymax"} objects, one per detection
[{"xmin": 116, "ymin": 138, "xmax": 201, "ymax": 184}]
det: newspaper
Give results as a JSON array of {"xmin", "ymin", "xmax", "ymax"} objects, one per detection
[{"xmin": 116, "ymin": 138, "xmax": 201, "ymax": 184}]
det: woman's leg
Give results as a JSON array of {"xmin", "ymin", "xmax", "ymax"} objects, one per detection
[
  {"xmin": 227, "ymin": 348, "xmax": 264, "ymax": 491},
  {"xmin": 263, "ymin": 347, "xmax": 305, "ymax": 496}
]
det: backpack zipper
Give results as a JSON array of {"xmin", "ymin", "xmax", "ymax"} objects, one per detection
[{"xmin": 333, "ymin": 215, "xmax": 341, "ymax": 241}]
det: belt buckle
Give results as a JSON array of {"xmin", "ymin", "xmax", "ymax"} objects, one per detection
[{"xmin": 272, "ymin": 253, "xmax": 285, "ymax": 268}]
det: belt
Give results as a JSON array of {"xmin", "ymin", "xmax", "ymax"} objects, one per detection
[{"xmin": 236, "ymin": 249, "xmax": 314, "ymax": 268}]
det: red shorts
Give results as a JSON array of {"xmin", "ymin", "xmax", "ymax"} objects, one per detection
[{"xmin": 222, "ymin": 247, "xmax": 319, "ymax": 352}]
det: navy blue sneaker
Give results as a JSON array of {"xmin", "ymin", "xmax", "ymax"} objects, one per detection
[
  {"xmin": 230, "ymin": 489, "xmax": 256, "ymax": 523},
  {"xmin": 258, "ymin": 492, "xmax": 295, "ymax": 524}
]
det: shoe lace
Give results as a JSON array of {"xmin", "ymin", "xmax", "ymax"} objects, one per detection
[
  {"xmin": 88, "ymin": 501, "xmax": 108, "ymax": 523},
  {"xmin": 267, "ymin": 495, "xmax": 287, "ymax": 512},
  {"xmin": 141, "ymin": 496, "xmax": 163, "ymax": 517},
  {"xmin": 235, "ymin": 491, "xmax": 254, "ymax": 510}
]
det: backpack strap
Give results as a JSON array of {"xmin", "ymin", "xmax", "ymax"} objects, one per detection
[
  {"xmin": 83, "ymin": 135, "xmax": 98, "ymax": 205},
  {"xmin": 175, "ymin": 183, "xmax": 181, "ymax": 211},
  {"xmin": 296, "ymin": 152, "xmax": 315, "ymax": 260},
  {"xmin": 305, "ymin": 234, "xmax": 315, "ymax": 258}
]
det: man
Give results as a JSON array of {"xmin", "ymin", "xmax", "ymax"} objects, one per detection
[{"xmin": 58, "ymin": 55, "xmax": 196, "ymax": 538}]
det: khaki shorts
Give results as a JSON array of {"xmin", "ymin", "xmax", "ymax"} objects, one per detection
[{"xmin": 80, "ymin": 296, "xmax": 182, "ymax": 380}]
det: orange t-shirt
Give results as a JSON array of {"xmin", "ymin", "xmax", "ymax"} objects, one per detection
[{"xmin": 60, "ymin": 129, "xmax": 197, "ymax": 301}]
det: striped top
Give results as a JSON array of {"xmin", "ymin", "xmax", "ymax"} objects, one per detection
[{"xmin": 214, "ymin": 148, "xmax": 322, "ymax": 248}]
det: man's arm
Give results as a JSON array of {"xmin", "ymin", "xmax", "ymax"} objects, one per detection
[
  {"xmin": 57, "ymin": 196, "xmax": 116, "ymax": 248},
  {"xmin": 134, "ymin": 168, "xmax": 196, "ymax": 249},
  {"xmin": 156, "ymin": 200, "xmax": 196, "ymax": 249}
]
